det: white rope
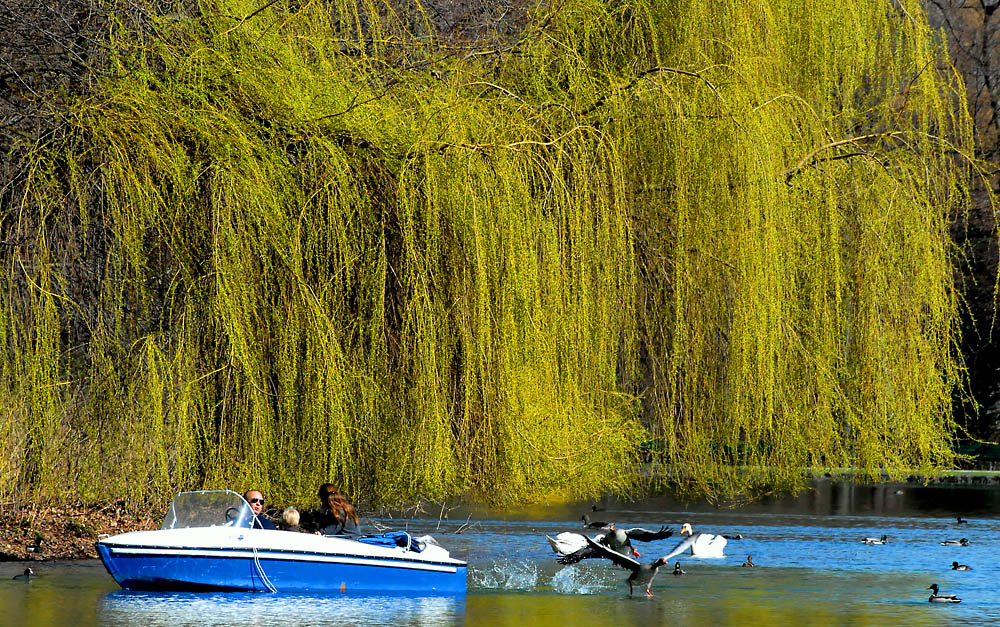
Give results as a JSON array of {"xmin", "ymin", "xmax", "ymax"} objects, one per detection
[{"xmin": 251, "ymin": 544, "xmax": 278, "ymax": 592}]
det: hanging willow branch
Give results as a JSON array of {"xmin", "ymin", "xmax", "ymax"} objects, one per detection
[
  {"xmin": 784, "ymin": 132, "xmax": 905, "ymax": 183},
  {"xmin": 582, "ymin": 65, "xmax": 726, "ymax": 117}
]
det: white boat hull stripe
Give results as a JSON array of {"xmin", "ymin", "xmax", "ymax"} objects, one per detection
[{"xmin": 108, "ymin": 547, "xmax": 459, "ymax": 573}]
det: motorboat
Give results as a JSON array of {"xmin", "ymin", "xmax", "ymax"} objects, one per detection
[{"xmin": 96, "ymin": 490, "xmax": 467, "ymax": 594}]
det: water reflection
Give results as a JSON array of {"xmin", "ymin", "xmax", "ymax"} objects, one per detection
[{"xmin": 99, "ymin": 591, "xmax": 464, "ymax": 626}]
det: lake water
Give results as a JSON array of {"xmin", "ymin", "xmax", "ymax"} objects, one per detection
[{"xmin": 4, "ymin": 480, "xmax": 998, "ymax": 625}]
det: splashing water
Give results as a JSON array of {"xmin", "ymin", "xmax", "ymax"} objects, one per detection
[
  {"xmin": 549, "ymin": 565, "xmax": 606, "ymax": 595},
  {"xmin": 471, "ymin": 559, "xmax": 539, "ymax": 590}
]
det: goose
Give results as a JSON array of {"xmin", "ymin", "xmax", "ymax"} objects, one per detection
[
  {"xmin": 939, "ymin": 538, "xmax": 970, "ymax": 547},
  {"xmin": 861, "ymin": 535, "xmax": 888, "ymax": 545},
  {"xmin": 550, "ymin": 524, "xmax": 674, "ymax": 564},
  {"xmin": 12, "ymin": 568, "xmax": 33, "ymax": 581},
  {"xmin": 672, "ymin": 562, "xmax": 685, "ymax": 576},
  {"xmin": 951, "ymin": 561, "xmax": 972, "ymax": 571},
  {"xmin": 581, "ymin": 514, "xmax": 610, "ymax": 529},
  {"xmin": 565, "ymin": 524, "xmax": 673, "ymax": 564},
  {"xmin": 741, "ymin": 555, "xmax": 755, "ymax": 567},
  {"xmin": 584, "ymin": 536, "xmax": 668, "ymax": 597},
  {"xmin": 927, "ymin": 583, "xmax": 961, "ymax": 603},
  {"xmin": 661, "ymin": 523, "xmax": 728, "ymax": 559}
]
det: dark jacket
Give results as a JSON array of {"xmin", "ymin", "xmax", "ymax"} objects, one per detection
[
  {"xmin": 316, "ymin": 508, "xmax": 361, "ymax": 537},
  {"xmin": 252, "ymin": 515, "xmax": 277, "ymax": 530}
]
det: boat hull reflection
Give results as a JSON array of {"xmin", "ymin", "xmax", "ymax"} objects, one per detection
[{"xmin": 100, "ymin": 590, "xmax": 464, "ymax": 625}]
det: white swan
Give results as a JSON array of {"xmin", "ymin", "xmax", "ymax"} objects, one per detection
[
  {"xmin": 661, "ymin": 523, "xmax": 727, "ymax": 559},
  {"xmin": 546, "ymin": 531, "xmax": 596, "ymax": 555}
]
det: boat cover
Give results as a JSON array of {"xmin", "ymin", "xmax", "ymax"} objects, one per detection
[{"xmin": 357, "ymin": 531, "xmax": 425, "ymax": 552}]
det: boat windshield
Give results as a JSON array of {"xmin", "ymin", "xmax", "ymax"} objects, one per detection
[{"xmin": 160, "ymin": 490, "xmax": 255, "ymax": 530}]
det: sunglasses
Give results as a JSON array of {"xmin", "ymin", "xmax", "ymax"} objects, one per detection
[{"xmin": 249, "ymin": 498, "xmax": 265, "ymax": 504}]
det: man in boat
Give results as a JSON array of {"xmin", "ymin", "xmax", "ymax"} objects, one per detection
[{"xmin": 243, "ymin": 489, "xmax": 277, "ymax": 529}]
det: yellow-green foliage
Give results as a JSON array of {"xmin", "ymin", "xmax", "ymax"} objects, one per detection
[{"xmin": 0, "ymin": 0, "xmax": 976, "ymax": 507}]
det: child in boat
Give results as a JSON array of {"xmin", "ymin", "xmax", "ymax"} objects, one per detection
[{"xmin": 282, "ymin": 507, "xmax": 303, "ymax": 532}]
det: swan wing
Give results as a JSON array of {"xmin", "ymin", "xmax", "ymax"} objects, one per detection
[
  {"xmin": 661, "ymin": 534, "xmax": 700, "ymax": 561},
  {"xmin": 584, "ymin": 536, "xmax": 640, "ymax": 571},
  {"xmin": 624, "ymin": 526, "xmax": 674, "ymax": 542},
  {"xmin": 551, "ymin": 531, "xmax": 613, "ymax": 562},
  {"xmin": 547, "ymin": 532, "xmax": 589, "ymax": 555}
]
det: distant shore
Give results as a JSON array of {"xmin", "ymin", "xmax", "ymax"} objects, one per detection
[{"xmin": 806, "ymin": 469, "xmax": 1000, "ymax": 485}]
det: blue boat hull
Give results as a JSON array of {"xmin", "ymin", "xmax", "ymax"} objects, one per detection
[{"xmin": 96, "ymin": 543, "xmax": 467, "ymax": 594}]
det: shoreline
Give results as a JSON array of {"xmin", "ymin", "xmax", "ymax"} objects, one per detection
[
  {"xmin": 0, "ymin": 502, "xmax": 159, "ymax": 562},
  {"xmin": 5, "ymin": 472, "xmax": 1000, "ymax": 562}
]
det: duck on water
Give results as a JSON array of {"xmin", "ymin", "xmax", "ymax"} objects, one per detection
[
  {"xmin": 12, "ymin": 568, "xmax": 33, "ymax": 581},
  {"xmin": 581, "ymin": 514, "xmax": 609, "ymax": 530},
  {"xmin": 939, "ymin": 538, "xmax": 970, "ymax": 546},
  {"xmin": 927, "ymin": 583, "xmax": 961, "ymax": 603}
]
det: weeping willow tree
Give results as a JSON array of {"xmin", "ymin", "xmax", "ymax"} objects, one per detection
[{"xmin": 0, "ymin": 0, "xmax": 980, "ymax": 507}]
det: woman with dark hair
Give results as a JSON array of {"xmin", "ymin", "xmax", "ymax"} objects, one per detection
[{"xmin": 314, "ymin": 483, "xmax": 361, "ymax": 537}]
